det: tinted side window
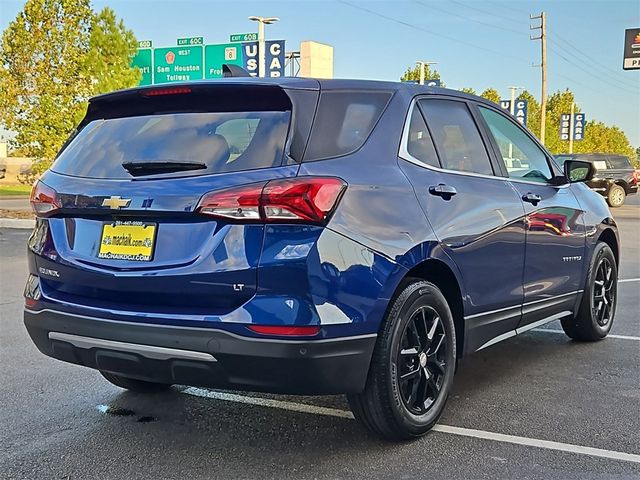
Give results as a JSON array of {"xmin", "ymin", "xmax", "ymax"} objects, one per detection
[
  {"xmin": 405, "ymin": 104, "xmax": 440, "ymax": 168},
  {"xmin": 419, "ymin": 99, "xmax": 494, "ymax": 175},
  {"xmin": 479, "ymin": 107, "xmax": 552, "ymax": 184},
  {"xmin": 304, "ymin": 91, "xmax": 392, "ymax": 161},
  {"xmin": 608, "ymin": 156, "xmax": 631, "ymax": 169}
]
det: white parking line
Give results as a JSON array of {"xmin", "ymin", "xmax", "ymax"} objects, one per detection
[
  {"xmin": 182, "ymin": 387, "xmax": 640, "ymax": 464},
  {"xmin": 533, "ymin": 329, "xmax": 640, "ymax": 341}
]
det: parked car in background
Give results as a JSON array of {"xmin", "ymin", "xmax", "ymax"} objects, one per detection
[
  {"xmin": 24, "ymin": 78, "xmax": 620, "ymax": 441},
  {"xmin": 0, "ymin": 161, "xmax": 6, "ymax": 180},
  {"xmin": 555, "ymin": 153, "xmax": 638, "ymax": 207}
]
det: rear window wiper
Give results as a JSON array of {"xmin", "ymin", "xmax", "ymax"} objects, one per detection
[{"xmin": 122, "ymin": 161, "xmax": 207, "ymax": 177}]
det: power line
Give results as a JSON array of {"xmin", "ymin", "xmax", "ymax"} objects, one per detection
[
  {"xmin": 448, "ymin": 0, "xmax": 529, "ymax": 27},
  {"xmin": 547, "ymin": 42, "xmax": 637, "ymax": 94},
  {"xmin": 485, "ymin": 0, "xmax": 530, "ymax": 18},
  {"xmin": 548, "ymin": 31, "xmax": 638, "ymax": 89},
  {"xmin": 338, "ymin": 0, "xmax": 525, "ymax": 63},
  {"xmin": 414, "ymin": 1, "xmax": 526, "ymax": 37}
]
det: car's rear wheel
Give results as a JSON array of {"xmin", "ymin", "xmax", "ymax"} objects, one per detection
[
  {"xmin": 100, "ymin": 371, "xmax": 171, "ymax": 393},
  {"xmin": 607, "ymin": 184, "xmax": 625, "ymax": 207},
  {"xmin": 561, "ymin": 242, "xmax": 617, "ymax": 341},
  {"xmin": 348, "ymin": 280, "xmax": 456, "ymax": 441}
]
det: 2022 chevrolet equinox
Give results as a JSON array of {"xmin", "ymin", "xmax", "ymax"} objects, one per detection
[{"xmin": 24, "ymin": 78, "xmax": 619, "ymax": 440}]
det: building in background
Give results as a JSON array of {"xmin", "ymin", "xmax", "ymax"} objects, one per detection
[{"xmin": 300, "ymin": 41, "xmax": 334, "ymax": 78}]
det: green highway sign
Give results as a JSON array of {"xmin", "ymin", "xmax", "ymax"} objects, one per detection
[
  {"xmin": 131, "ymin": 49, "xmax": 153, "ymax": 86},
  {"xmin": 177, "ymin": 36, "xmax": 203, "ymax": 46},
  {"xmin": 137, "ymin": 40, "xmax": 152, "ymax": 49},
  {"xmin": 153, "ymin": 46, "xmax": 203, "ymax": 83},
  {"xmin": 230, "ymin": 32, "xmax": 258, "ymax": 43},
  {"xmin": 205, "ymin": 43, "xmax": 243, "ymax": 78}
]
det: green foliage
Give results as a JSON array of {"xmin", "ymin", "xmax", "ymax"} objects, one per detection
[
  {"xmin": 480, "ymin": 88, "xmax": 500, "ymax": 105},
  {"xmin": 459, "ymin": 87, "xmax": 476, "ymax": 95},
  {"xmin": 0, "ymin": 0, "xmax": 139, "ymax": 173},
  {"xmin": 85, "ymin": 7, "xmax": 140, "ymax": 95},
  {"xmin": 401, "ymin": 64, "xmax": 444, "ymax": 86}
]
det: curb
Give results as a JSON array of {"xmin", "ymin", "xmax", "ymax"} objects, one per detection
[{"xmin": 0, "ymin": 218, "xmax": 35, "ymax": 229}]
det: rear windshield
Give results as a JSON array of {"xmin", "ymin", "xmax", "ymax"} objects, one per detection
[
  {"xmin": 303, "ymin": 90, "xmax": 392, "ymax": 161},
  {"xmin": 52, "ymin": 111, "xmax": 291, "ymax": 179}
]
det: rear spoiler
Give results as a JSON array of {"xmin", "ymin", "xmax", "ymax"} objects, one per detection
[{"xmin": 222, "ymin": 64, "xmax": 252, "ymax": 77}]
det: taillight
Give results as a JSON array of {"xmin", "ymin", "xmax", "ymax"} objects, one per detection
[
  {"xmin": 196, "ymin": 177, "xmax": 346, "ymax": 225},
  {"xmin": 30, "ymin": 181, "xmax": 60, "ymax": 217},
  {"xmin": 633, "ymin": 170, "xmax": 639, "ymax": 185},
  {"xmin": 247, "ymin": 325, "xmax": 320, "ymax": 337}
]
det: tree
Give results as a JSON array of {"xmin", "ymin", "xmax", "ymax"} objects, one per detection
[
  {"xmin": 459, "ymin": 87, "xmax": 476, "ymax": 95},
  {"xmin": 573, "ymin": 122, "xmax": 635, "ymax": 160},
  {"xmin": 85, "ymin": 7, "xmax": 139, "ymax": 96},
  {"xmin": 0, "ymin": 0, "xmax": 139, "ymax": 174},
  {"xmin": 516, "ymin": 90, "xmax": 540, "ymax": 140},
  {"xmin": 480, "ymin": 88, "xmax": 500, "ymax": 105},
  {"xmin": 401, "ymin": 64, "xmax": 444, "ymax": 86}
]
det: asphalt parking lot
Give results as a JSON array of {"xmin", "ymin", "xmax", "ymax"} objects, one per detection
[{"xmin": 1, "ymin": 198, "xmax": 638, "ymax": 479}]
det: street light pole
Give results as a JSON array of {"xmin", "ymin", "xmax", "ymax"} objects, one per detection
[
  {"xmin": 508, "ymin": 86, "xmax": 524, "ymax": 159},
  {"xmin": 416, "ymin": 60, "xmax": 437, "ymax": 85},
  {"xmin": 248, "ymin": 16, "xmax": 279, "ymax": 77}
]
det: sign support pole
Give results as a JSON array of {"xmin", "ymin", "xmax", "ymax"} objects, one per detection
[{"xmin": 569, "ymin": 102, "xmax": 575, "ymax": 154}]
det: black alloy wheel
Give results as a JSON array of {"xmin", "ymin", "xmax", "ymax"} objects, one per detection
[{"xmin": 397, "ymin": 306, "xmax": 447, "ymax": 415}]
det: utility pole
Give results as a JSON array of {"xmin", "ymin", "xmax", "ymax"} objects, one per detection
[
  {"xmin": 248, "ymin": 16, "xmax": 279, "ymax": 77},
  {"xmin": 416, "ymin": 60, "xmax": 437, "ymax": 85},
  {"xmin": 530, "ymin": 12, "xmax": 547, "ymax": 145},
  {"xmin": 569, "ymin": 101, "xmax": 575, "ymax": 154}
]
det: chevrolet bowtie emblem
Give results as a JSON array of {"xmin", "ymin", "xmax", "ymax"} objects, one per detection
[{"xmin": 102, "ymin": 196, "xmax": 131, "ymax": 209}]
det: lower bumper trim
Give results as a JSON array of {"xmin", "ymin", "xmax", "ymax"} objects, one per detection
[{"xmin": 48, "ymin": 332, "xmax": 218, "ymax": 362}]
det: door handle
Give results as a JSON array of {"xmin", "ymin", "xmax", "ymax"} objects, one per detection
[
  {"xmin": 522, "ymin": 192, "xmax": 542, "ymax": 205},
  {"xmin": 429, "ymin": 184, "xmax": 457, "ymax": 198}
]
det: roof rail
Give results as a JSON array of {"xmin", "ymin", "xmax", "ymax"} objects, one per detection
[{"xmin": 222, "ymin": 64, "xmax": 252, "ymax": 78}]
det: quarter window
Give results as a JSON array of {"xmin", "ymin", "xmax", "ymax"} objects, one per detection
[
  {"xmin": 479, "ymin": 107, "xmax": 553, "ymax": 184},
  {"xmin": 405, "ymin": 104, "xmax": 440, "ymax": 168},
  {"xmin": 419, "ymin": 99, "xmax": 494, "ymax": 175},
  {"xmin": 304, "ymin": 91, "xmax": 392, "ymax": 161}
]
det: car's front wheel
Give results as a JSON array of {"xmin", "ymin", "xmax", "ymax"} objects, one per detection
[
  {"xmin": 100, "ymin": 371, "xmax": 171, "ymax": 393},
  {"xmin": 607, "ymin": 184, "xmax": 626, "ymax": 207},
  {"xmin": 561, "ymin": 241, "xmax": 617, "ymax": 341},
  {"xmin": 348, "ymin": 280, "xmax": 456, "ymax": 441}
]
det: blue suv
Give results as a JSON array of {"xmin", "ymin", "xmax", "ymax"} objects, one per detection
[{"xmin": 24, "ymin": 78, "xmax": 619, "ymax": 440}]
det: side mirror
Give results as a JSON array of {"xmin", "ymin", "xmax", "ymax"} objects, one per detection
[{"xmin": 563, "ymin": 160, "xmax": 595, "ymax": 183}]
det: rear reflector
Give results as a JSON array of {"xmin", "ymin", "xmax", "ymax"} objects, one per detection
[
  {"xmin": 142, "ymin": 87, "xmax": 192, "ymax": 97},
  {"xmin": 247, "ymin": 325, "xmax": 321, "ymax": 337},
  {"xmin": 30, "ymin": 181, "xmax": 60, "ymax": 216},
  {"xmin": 196, "ymin": 177, "xmax": 346, "ymax": 225}
]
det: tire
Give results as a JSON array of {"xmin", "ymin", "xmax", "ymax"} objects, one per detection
[
  {"xmin": 607, "ymin": 184, "xmax": 625, "ymax": 208},
  {"xmin": 348, "ymin": 280, "xmax": 456, "ymax": 441},
  {"xmin": 100, "ymin": 371, "xmax": 171, "ymax": 393},
  {"xmin": 561, "ymin": 242, "xmax": 617, "ymax": 341}
]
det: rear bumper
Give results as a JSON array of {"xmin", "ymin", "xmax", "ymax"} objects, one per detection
[{"xmin": 24, "ymin": 308, "xmax": 376, "ymax": 395}]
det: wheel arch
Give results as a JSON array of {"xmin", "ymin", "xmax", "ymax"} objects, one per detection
[
  {"xmin": 402, "ymin": 259, "xmax": 465, "ymax": 358},
  {"xmin": 597, "ymin": 227, "xmax": 619, "ymax": 267}
]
